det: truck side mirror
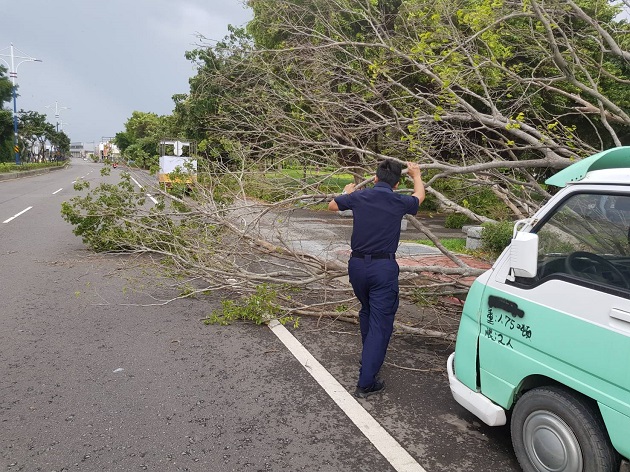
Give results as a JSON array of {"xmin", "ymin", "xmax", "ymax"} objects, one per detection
[{"xmin": 510, "ymin": 231, "xmax": 539, "ymax": 278}]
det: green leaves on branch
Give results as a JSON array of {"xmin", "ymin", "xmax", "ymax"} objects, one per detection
[
  {"xmin": 204, "ymin": 284, "xmax": 299, "ymax": 327},
  {"xmin": 60, "ymin": 171, "xmax": 154, "ymax": 252},
  {"xmin": 61, "ymin": 168, "xmax": 168, "ymax": 252}
]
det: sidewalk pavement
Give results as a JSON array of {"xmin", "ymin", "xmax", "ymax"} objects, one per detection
[{"xmin": 279, "ymin": 207, "xmax": 492, "ymax": 278}]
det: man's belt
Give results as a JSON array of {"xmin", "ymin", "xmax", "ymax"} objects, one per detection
[{"xmin": 351, "ymin": 252, "xmax": 396, "ymax": 260}]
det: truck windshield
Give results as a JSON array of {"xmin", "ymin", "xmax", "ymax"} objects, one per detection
[{"xmin": 533, "ymin": 193, "xmax": 630, "ymax": 290}]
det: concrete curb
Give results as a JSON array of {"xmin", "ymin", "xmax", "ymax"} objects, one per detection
[{"xmin": 0, "ymin": 164, "xmax": 68, "ymax": 182}]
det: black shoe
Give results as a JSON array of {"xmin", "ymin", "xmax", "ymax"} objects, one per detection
[{"xmin": 354, "ymin": 379, "xmax": 385, "ymax": 399}]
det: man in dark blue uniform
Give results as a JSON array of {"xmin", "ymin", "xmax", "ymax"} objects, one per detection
[{"xmin": 329, "ymin": 160, "xmax": 425, "ymax": 398}]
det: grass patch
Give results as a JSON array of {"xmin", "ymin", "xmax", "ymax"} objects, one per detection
[
  {"xmin": 409, "ymin": 237, "xmax": 497, "ymax": 263},
  {"xmin": 264, "ymin": 169, "xmax": 355, "ymax": 194},
  {"xmin": 411, "ymin": 238, "xmax": 467, "ymax": 252}
]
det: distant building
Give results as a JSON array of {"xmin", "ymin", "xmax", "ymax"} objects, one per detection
[
  {"xmin": 70, "ymin": 142, "xmax": 96, "ymax": 159},
  {"xmin": 98, "ymin": 138, "xmax": 120, "ymax": 160},
  {"xmin": 70, "ymin": 143, "xmax": 84, "ymax": 158}
]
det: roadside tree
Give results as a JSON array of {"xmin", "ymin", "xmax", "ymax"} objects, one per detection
[
  {"xmin": 64, "ymin": 0, "xmax": 630, "ymax": 337},
  {"xmin": 0, "ymin": 65, "xmax": 15, "ymax": 162},
  {"xmin": 18, "ymin": 111, "xmax": 55, "ymax": 162}
]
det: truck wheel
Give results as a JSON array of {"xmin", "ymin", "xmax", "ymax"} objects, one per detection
[{"xmin": 511, "ymin": 386, "xmax": 619, "ymax": 472}]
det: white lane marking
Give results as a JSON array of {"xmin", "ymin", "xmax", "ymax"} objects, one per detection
[
  {"xmin": 52, "ymin": 188, "xmax": 63, "ymax": 195},
  {"xmin": 3, "ymin": 206, "xmax": 33, "ymax": 224},
  {"xmin": 268, "ymin": 320, "xmax": 427, "ymax": 472},
  {"xmin": 129, "ymin": 177, "xmax": 157, "ymax": 204}
]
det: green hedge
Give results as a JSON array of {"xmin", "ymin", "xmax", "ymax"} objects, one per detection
[
  {"xmin": 481, "ymin": 220, "xmax": 514, "ymax": 256},
  {"xmin": 0, "ymin": 161, "xmax": 66, "ymax": 173}
]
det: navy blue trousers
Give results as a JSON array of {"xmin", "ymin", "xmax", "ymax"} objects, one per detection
[{"xmin": 348, "ymin": 256, "xmax": 399, "ymax": 388}]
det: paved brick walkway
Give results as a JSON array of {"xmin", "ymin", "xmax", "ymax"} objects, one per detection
[
  {"xmin": 398, "ymin": 253, "xmax": 493, "ymax": 288},
  {"xmin": 398, "ymin": 254, "xmax": 492, "ymax": 270}
]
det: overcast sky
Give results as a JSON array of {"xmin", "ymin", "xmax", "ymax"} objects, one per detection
[{"xmin": 1, "ymin": 0, "xmax": 253, "ymax": 145}]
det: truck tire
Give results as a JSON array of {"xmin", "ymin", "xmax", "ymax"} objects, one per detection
[{"xmin": 510, "ymin": 386, "xmax": 619, "ymax": 472}]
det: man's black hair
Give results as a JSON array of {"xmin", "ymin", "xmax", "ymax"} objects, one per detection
[{"xmin": 376, "ymin": 159, "xmax": 402, "ymax": 187}]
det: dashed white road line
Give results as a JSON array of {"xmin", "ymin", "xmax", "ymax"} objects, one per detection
[
  {"xmin": 130, "ymin": 176, "xmax": 159, "ymax": 204},
  {"xmin": 268, "ymin": 320, "xmax": 427, "ymax": 472},
  {"xmin": 52, "ymin": 188, "xmax": 63, "ymax": 195},
  {"xmin": 3, "ymin": 206, "xmax": 33, "ymax": 224}
]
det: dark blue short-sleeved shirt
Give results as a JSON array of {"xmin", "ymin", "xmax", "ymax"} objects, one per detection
[{"xmin": 335, "ymin": 182, "xmax": 419, "ymax": 254}]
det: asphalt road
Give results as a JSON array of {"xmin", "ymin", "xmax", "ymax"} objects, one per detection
[{"xmin": 0, "ymin": 159, "xmax": 521, "ymax": 471}]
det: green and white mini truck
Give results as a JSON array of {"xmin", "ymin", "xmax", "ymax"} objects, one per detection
[{"xmin": 448, "ymin": 146, "xmax": 630, "ymax": 472}]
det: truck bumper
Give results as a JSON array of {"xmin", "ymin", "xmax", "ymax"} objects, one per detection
[{"xmin": 447, "ymin": 353, "xmax": 507, "ymax": 427}]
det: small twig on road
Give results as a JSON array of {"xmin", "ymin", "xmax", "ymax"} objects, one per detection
[{"xmin": 383, "ymin": 361, "xmax": 442, "ymax": 372}]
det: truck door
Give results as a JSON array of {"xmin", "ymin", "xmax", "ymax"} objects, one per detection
[{"xmin": 478, "ymin": 191, "xmax": 630, "ymax": 421}]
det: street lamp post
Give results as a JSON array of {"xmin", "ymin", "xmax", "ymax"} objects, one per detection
[
  {"xmin": 46, "ymin": 101, "xmax": 69, "ymax": 132},
  {"xmin": 45, "ymin": 103, "xmax": 69, "ymax": 161},
  {"xmin": 0, "ymin": 43, "xmax": 42, "ymax": 164}
]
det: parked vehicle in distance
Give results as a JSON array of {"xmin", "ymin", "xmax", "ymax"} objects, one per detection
[
  {"xmin": 448, "ymin": 146, "xmax": 630, "ymax": 472},
  {"xmin": 158, "ymin": 139, "xmax": 197, "ymax": 188}
]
